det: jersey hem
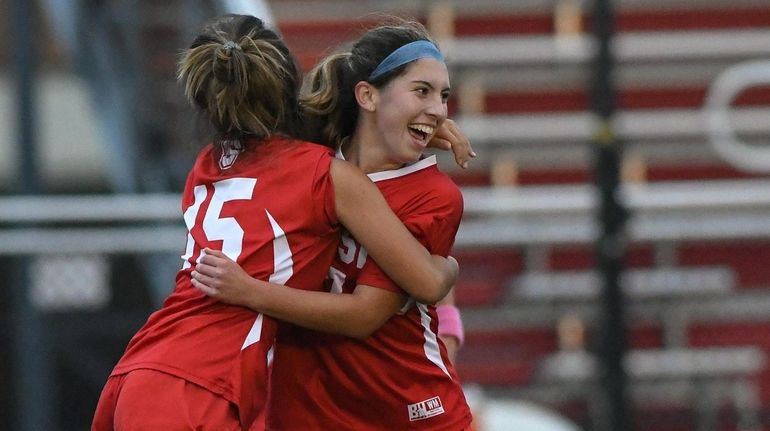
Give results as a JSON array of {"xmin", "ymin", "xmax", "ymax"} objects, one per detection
[{"xmin": 111, "ymin": 362, "xmax": 237, "ymax": 405}]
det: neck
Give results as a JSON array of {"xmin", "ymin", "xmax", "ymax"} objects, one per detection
[{"xmin": 343, "ymin": 126, "xmax": 403, "ymax": 174}]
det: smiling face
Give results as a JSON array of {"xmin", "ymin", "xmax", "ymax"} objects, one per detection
[{"xmin": 368, "ymin": 58, "xmax": 450, "ymax": 168}]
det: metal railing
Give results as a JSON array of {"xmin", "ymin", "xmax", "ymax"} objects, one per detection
[{"xmin": 5, "ymin": 177, "xmax": 770, "ymax": 254}]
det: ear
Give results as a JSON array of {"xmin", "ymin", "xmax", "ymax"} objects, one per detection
[{"xmin": 354, "ymin": 81, "xmax": 377, "ymax": 113}]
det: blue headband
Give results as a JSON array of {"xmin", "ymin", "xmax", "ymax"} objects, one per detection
[{"xmin": 368, "ymin": 40, "xmax": 444, "ymax": 81}]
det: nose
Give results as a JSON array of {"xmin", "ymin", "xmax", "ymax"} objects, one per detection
[{"xmin": 425, "ymin": 93, "xmax": 447, "ymax": 122}]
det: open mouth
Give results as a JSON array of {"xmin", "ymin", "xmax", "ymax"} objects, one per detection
[{"xmin": 408, "ymin": 124, "xmax": 435, "ymax": 142}]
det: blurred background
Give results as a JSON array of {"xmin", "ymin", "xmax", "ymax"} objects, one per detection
[{"xmin": 2, "ymin": 0, "xmax": 770, "ymax": 430}]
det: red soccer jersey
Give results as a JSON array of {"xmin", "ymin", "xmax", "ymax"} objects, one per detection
[
  {"xmin": 267, "ymin": 155, "xmax": 473, "ymax": 430},
  {"xmin": 111, "ymin": 137, "xmax": 340, "ymax": 430}
]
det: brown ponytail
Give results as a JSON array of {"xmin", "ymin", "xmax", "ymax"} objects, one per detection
[
  {"xmin": 300, "ymin": 53, "xmax": 357, "ymax": 146},
  {"xmin": 178, "ymin": 14, "xmax": 301, "ymax": 143}
]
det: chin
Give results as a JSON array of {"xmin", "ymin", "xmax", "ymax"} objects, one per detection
[{"xmin": 403, "ymin": 150, "xmax": 423, "ymax": 163}]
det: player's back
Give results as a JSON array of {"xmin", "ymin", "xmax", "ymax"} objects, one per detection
[{"xmin": 112, "ymin": 136, "xmax": 341, "ymax": 423}]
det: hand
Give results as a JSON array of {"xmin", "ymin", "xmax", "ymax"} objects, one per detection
[
  {"xmin": 428, "ymin": 118, "xmax": 476, "ymax": 169},
  {"xmin": 440, "ymin": 335, "xmax": 460, "ymax": 364},
  {"xmin": 190, "ymin": 248, "xmax": 262, "ymax": 308}
]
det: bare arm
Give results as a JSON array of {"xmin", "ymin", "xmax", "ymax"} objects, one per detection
[
  {"xmin": 331, "ymin": 158, "xmax": 458, "ymax": 304},
  {"xmin": 192, "ymin": 248, "xmax": 405, "ymax": 338}
]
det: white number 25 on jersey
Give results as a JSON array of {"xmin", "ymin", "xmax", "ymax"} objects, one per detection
[
  {"xmin": 180, "ymin": 178, "xmax": 257, "ymax": 269},
  {"xmin": 179, "ymin": 177, "xmax": 294, "ymax": 288}
]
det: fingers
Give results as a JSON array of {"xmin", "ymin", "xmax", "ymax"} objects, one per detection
[
  {"xmin": 203, "ymin": 247, "xmax": 226, "ymax": 257},
  {"xmin": 191, "ymin": 270, "xmax": 217, "ymax": 288},
  {"xmin": 194, "ymin": 248, "xmax": 242, "ymax": 286},
  {"xmin": 199, "ymin": 248, "xmax": 236, "ymax": 269},
  {"xmin": 430, "ymin": 121, "xmax": 459, "ymax": 152},
  {"xmin": 429, "ymin": 119, "xmax": 476, "ymax": 169},
  {"xmin": 191, "ymin": 276, "xmax": 219, "ymax": 297},
  {"xmin": 195, "ymin": 260, "xmax": 219, "ymax": 277},
  {"xmin": 443, "ymin": 120, "xmax": 476, "ymax": 169},
  {"xmin": 448, "ymin": 120, "xmax": 476, "ymax": 160},
  {"xmin": 200, "ymin": 248, "xmax": 229, "ymax": 265}
]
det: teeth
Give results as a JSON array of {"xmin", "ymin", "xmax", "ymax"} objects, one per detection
[{"xmin": 408, "ymin": 124, "xmax": 435, "ymax": 136}]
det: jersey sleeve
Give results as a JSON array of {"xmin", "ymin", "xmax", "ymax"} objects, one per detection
[
  {"xmin": 181, "ymin": 145, "xmax": 214, "ymax": 211},
  {"xmin": 357, "ymin": 181, "xmax": 464, "ymax": 294},
  {"xmin": 311, "ymin": 150, "xmax": 338, "ymax": 230}
]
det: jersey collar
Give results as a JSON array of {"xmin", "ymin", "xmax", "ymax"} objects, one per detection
[{"xmin": 335, "ymin": 149, "xmax": 437, "ymax": 182}]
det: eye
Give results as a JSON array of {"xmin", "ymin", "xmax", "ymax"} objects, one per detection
[
  {"xmin": 415, "ymin": 87, "xmax": 429, "ymax": 96},
  {"xmin": 441, "ymin": 91, "xmax": 450, "ymax": 103}
]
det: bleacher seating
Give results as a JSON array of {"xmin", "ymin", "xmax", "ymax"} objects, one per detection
[{"xmin": 272, "ymin": 1, "xmax": 770, "ymax": 429}]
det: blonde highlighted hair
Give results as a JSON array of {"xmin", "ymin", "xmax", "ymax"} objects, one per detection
[{"xmin": 178, "ymin": 14, "xmax": 301, "ymax": 143}]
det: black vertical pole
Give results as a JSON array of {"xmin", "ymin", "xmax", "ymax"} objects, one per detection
[
  {"xmin": 9, "ymin": 0, "xmax": 53, "ymax": 430},
  {"xmin": 11, "ymin": 2, "xmax": 40, "ymax": 193},
  {"xmin": 590, "ymin": 0, "xmax": 632, "ymax": 430}
]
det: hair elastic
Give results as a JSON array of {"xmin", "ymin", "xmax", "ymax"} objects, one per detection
[
  {"xmin": 368, "ymin": 40, "xmax": 444, "ymax": 81},
  {"xmin": 222, "ymin": 40, "xmax": 240, "ymax": 51}
]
